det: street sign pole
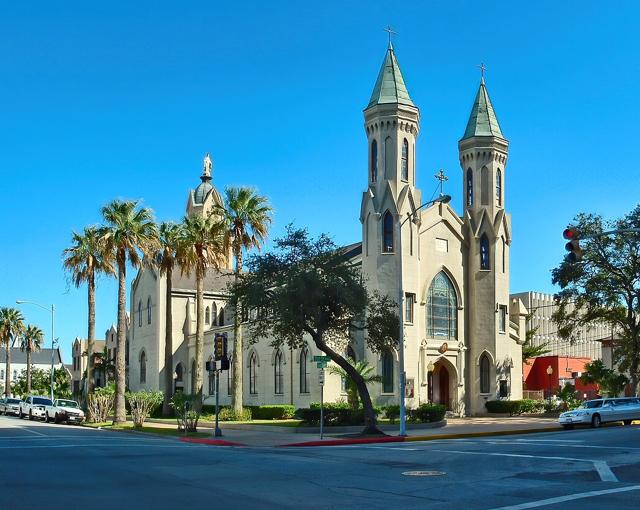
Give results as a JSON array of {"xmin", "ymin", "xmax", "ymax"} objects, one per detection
[
  {"xmin": 214, "ymin": 366, "xmax": 222, "ymax": 437},
  {"xmin": 319, "ymin": 368, "xmax": 325, "ymax": 440}
]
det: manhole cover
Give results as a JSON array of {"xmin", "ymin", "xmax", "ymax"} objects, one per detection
[{"xmin": 402, "ymin": 470, "xmax": 446, "ymax": 477}]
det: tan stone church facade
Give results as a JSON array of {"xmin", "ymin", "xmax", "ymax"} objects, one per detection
[{"xmin": 128, "ymin": 43, "xmax": 526, "ymax": 415}]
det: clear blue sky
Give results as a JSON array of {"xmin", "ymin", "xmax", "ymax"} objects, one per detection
[{"xmin": 1, "ymin": 1, "xmax": 639, "ymax": 363}]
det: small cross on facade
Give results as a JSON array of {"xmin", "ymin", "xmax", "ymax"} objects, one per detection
[
  {"xmin": 477, "ymin": 62, "xmax": 487, "ymax": 79},
  {"xmin": 435, "ymin": 169, "xmax": 448, "ymax": 196},
  {"xmin": 383, "ymin": 25, "xmax": 397, "ymax": 44}
]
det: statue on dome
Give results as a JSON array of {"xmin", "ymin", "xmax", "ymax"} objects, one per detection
[{"xmin": 203, "ymin": 153, "xmax": 213, "ymax": 178}]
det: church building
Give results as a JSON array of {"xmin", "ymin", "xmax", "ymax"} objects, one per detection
[{"xmin": 128, "ymin": 43, "xmax": 527, "ymax": 416}]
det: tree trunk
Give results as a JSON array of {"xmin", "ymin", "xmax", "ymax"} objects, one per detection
[
  {"xmin": 232, "ymin": 247, "xmax": 243, "ymax": 415},
  {"xmin": 311, "ymin": 333, "xmax": 382, "ymax": 435},
  {"xmin": 4, "ymin": 347, "xmax": 11, "ymax": 397},
  {"xmin": 87, "ymin": 271, "xmax": 96, "ymax": 395},
  {"xmin": 163, "ymin": 265, "xmax": 174, "ymax": 416},
  {"xmin": 114, "ymin": 257, "xmax": 127, "ymax": 424},
  {"xmin": 194, "ymin": 268, "xmax": 204, "ymax": 412},
  {"xmin": 26, "ymin": 348, "xmax": 32, "ymax": 394}
]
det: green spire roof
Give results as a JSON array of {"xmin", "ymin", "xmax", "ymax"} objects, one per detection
[
  {"xmin": 367, "ymin": 42, "xmax": 415, "ymax": 108},
  {"xmin": 461, "ymin": 78, "xmax": 504, "ymax": 140}
]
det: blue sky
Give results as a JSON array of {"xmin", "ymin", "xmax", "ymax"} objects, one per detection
[{"xmin": 1, "ymin": 1, "xmax": 639, "ymax": 362}]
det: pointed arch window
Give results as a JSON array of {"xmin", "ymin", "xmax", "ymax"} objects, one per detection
[
  {"xmin": 401, "ymin": 138, "xmax": 409, "ymax": 181},
  {"xmin": 274, "ymin": 349, "xmax": 284, "ymax": 395},
  {"xmin": 139, "ymin": 351, "xmax": 146, "ymax": 384},
  {"xmin": 480, "ymin": 234, "xmax": 490, "ymax": 270},
  {"xmin": 480, "ymin": 353, "xmax": 491, "ymax": 394},
  {"xmin": 211, "ymin": 303, "xmax": 217, "ymax": 326},
  {"xmin": 481, "ymin": 166, "xmax": 489, "ymax": 206},
  {"xmin": 299, "ymin": 347, "xmax": 309, "ymax": 394},
  {"xmin": 383, "ymin": 211, "xmax": 394, "ymax": 253},
  {"xmin": 219, "ymin": 308, "xmax": 224, "ymax": 326},
  {"xmin": 382, "ymin": 350, "xmax": 394, "ymax": 393},
  {"xmin": 191, "ymin": 359, "xmax": 197, "ymax": 394},
  {"xmin": 496, "ymin": 168, "xmax": 502, "ymax": 207},
  {"xmin": 138, "ymin": 300, "xmax": 142, "ymax": 327},
  {"xmin": 147, "ymin": 297, "xmax": 152, "ymax": 324},
  {"xmin": 205, "ymin": 306, "xmax": 210, "ymax": 325},
  {"xmin": 249, "ymin": 352, "xmax": 258, "ymax": 395},
  {"xmin": 466, "ymin": 168, "xmax": 473, "ymax": 207},
  {"xmin": 370, "ymin": 140, "xmax": 378, "ymax": 182},
  {"xmin": 426, "ymin": 272, "xmax": 458, "ymax": 339},
  {"xmin": 501, "ymin": 237, "xmax": 506, "ymax": 273}
]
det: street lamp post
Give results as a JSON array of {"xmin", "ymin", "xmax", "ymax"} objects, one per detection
[
  {"xmin": 546, "ymin": 365, "xmax": 553, "ymax": 400},
  {"xmin": 16, "ymin": 300, "xmax": 56, "ymax": 401},
  {"xmin": 396, "ymin": 194, "xmax": 451, "ymax": 436}
]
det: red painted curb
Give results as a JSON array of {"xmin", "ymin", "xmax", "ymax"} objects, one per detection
[
  {"xmin": 179, "ymin": 437, "xmax": 245, "ymax": 446},
  {"xmin": 281, "ymin": 436, "xmax": 406, "ymax": 447}
]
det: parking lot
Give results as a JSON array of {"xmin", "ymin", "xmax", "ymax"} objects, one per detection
[{"xmin": 1, "ymin": 414, "xmax": 639, "ymax": 509}]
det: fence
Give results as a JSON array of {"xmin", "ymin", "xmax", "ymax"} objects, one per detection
[{"xmin": 523, "ymin": 390, "xmax": 544, "ymax": 401}]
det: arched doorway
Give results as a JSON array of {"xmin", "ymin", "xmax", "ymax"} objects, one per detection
[{"xmin": 438, "ymin": 366, "xmax": 450, "ymax": 409}]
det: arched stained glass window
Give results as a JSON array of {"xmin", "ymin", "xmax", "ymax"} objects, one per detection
[
  {"xmin": 274, "ymin": 350, "xmax": 284, "ymax": 395},
  {"xmin": 401, "ymin": 138, "xmax": 409, "ymax": 181},
  {"xmin": 426, "ymin": 272, "xmax": 458, "ymax": 339},
  {"xmin": 466, "ymin": 168, "xmax": 473, "ymax": 207},
  {"xmin": 249, "ymin": 352, "xmax": 258, "ymax": 395},
  {"xmin": 205, "ymin": 306, "xmax": 210, "ymax": 325},
  {"xmin": 383, "ymin": 211, "xmax": 394, "ymax": 253},
  {"xmin": 211, "ymin": 303, "xmax": 217, "ymax": 326},
  {"xmin": 382, "ymin": 350, "xmax": 394, "ymax": 393},
  {"xmin": 496, "ymin": 168, "xmax": 502, "ymax": 207},
  {"xmin": 219, "ymin": 308, "xmax": 224, "ymax": 326},
  {"xmin": 147, "ymin": 297, "xmax": 152, "ymax": 324},
  {"xmin": 299, "ymin": 347, "xmax": 309, "ymax": 394},
  {"xmin": 480, "ymin": 353, "xmax": 491, "ymax": 393},
  {"xmin": 138, "ymin": 300, "xmax": 142, "ymax": 327},
  {"xmin": 370, "ymin": 140, "xmax": 378, "ymax": 182},
  {"xmin": 480, "ymin": 234, "xmax": 490, "ymax": 270}
]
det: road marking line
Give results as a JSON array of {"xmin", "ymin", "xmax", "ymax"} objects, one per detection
[
  {"xmin": 431, "ymin": 449, "xmax": 619, "ymax": 483},
  {"xmin": 485, "ymin": 440, "xmax": 640, "ymax": 451},
  {"xmin": 21, "ymin": 427, "xmax": 47, "ymax": 437},
  {"xmin": 0, "ymin": 443, "xmax": 194, "ymax": 450},
  {"xmin": 488, "ymin": 485, "xmax": 640, "ymax": 510}
]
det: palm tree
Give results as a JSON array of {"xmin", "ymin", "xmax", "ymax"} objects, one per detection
[
  {"xmin": 101, "ymin": 199, "xmax": 159, "ymax": 424},
  {"xmin": 218, "ymin": 186, "xmax": 272, "ymax": 415},
  {"xmin": 20, "ymin": 325, "xmax": 44, "ymax": 393},
  {"xmin": 177, "ymin": 214, "xmax": 226, "ymax": 411},
  {"xmin": 327, "ymin": 358, "xmax": 383, "ymax": 410},
  {"xmin": 0, "ymin": 308, "xmax": 25, "ymax": 397},
  {"xmin": 62, "ymin": 226, "xmax": 114, "ymax": 395},
  {"xmin": 157, "ymin": 221, "xmax": 182, "ymax": 415}
]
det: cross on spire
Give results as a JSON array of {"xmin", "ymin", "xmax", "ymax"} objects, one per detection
[
  {"xmin": 383, "ymin": 25, "xmax": 397, "ymax": 46},
  {"xmin": 435, "ymin": 169, "xmax": 448, "ymax": 196},
  {"xmin": 477, "ymin": 62, "xmax": 487, "ymax": 80}
]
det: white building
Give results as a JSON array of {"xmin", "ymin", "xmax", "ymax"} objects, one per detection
[
  {"xmin": 1, "ymin": 347, "xmax": 64, "ymax": 396},
  {"xmin": 128, "ymin": 43, "xmax": 526, "ymax": 415}
]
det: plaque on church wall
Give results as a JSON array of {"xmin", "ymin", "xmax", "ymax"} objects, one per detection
[
  {"xmin": 438, "ymin": 342, "xmax": 448, "ymax": 354},
  {"xmin": 405, "ymin": 378, "xmax": 415, "ymax": 398}
]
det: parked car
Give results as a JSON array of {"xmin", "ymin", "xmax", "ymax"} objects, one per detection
[
  {"xmin": 19, "ymin": 396, "xmax": 53, "ymax": 421},
  {"xmin": 559, "ymin": 397, "xmax": 640, "ymax": 429},
  {"xmin": 45, "ymin": 399, "xmax": 85, "ymax": 424},
  {"xmin": 0, "ymin": 397, "xmax": 22, "ymax": 416}
]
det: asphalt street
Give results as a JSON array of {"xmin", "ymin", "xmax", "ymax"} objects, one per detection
[{"xmin": 1, "ymin": 414, "xmax": 639, "ymax": 509}]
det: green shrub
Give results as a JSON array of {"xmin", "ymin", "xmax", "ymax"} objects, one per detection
[
  {"xmin": 408, "ymin": 404, "xmax": 446, "ymax": 423},
  {"xmin": 384, "ymin": 405, "xmax": 400, "ymax": 423},
  {"xmin": 169, "ymin": 393, "xmax": 200, "ymax": 432},
  {"xmin": 249, "ymin": 405, "xmax": 295, "ymax": 420},
  {"xmin": 310, "ymin": 401, "xmax": 351, "ymax": 410},
  {"xmin": 126, "ymin": 390, "xmax": 164, "ymax": 428},
  {"xmin": 217, "ymin": 406, "xmax": 253, "ymax": 421},
  {"xmin": 295, "ymin": 407, "xmax": 366, "ymax": 426},
  {"xmin": 485, "ymin": 399, "xmax": 546, "ymax": 416}
]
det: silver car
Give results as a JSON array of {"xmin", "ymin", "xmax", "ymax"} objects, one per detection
[
  {"xmin": 0, "ymin": 397, "xmax": 22, "ymax": 416},
  {"xmin": 559, "ymin": 397, "xmax": 640, "ymax": 429}
]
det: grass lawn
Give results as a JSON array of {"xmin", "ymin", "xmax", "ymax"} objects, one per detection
[{"xmin": 82, "ymin": 422, "xmax": 209, "ymax": 438}]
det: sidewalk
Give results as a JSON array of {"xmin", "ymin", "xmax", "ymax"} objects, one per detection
[{"xmin": 145, "ymin": 416, "xmax": 561, "ymax": 447}]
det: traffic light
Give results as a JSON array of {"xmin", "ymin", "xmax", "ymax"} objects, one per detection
[
  {"xmin": 563, "ymin": 226, "xmax": 583, "ymax": 262},
  {"xmin": 214, "ymin": 333, "xmax": 228, "ymax": 360}
]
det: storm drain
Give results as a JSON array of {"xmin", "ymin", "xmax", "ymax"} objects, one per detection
[{"xmin": 402, "ymin": 470, "xmax": 446, "ymax": 477}]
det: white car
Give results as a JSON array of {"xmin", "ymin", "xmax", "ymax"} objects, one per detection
[
  {"xmin": 559, "ymin": 397, "xmax": 640, "ymax": 429},
  {"xmin": 19, "ymin": 396, "xmax": 53, "ymax": 421},
  {"xmin": 45, "ymin": 399, "xmax": 85, "ymax": 424}
]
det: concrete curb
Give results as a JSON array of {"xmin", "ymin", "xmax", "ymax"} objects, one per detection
[
  {"xmin": 180, "ymin": 437, "xmax": 245, "ymax": 447},
  {"xmin": 280, "ymin": 426, "xmax": 562, "ymax": 447}
]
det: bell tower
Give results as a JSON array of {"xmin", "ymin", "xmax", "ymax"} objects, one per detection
[{"xmin": 459, "ymin": 76, "xmax": 514, "ymax": 414}]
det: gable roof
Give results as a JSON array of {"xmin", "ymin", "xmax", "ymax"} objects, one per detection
[{"xmin": 0, "ymin": 347, "xmax": 63, "ymax": 365}]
